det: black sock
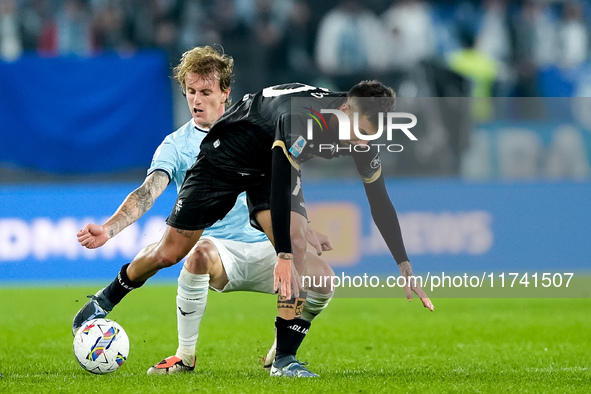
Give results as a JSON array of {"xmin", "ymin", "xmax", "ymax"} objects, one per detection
[
  {"xmin": 275, "ymin": 317, "xmax": 311, "ymax": 363},
  {"xmin": 102, "ymin": 263, "xmax": 146, "ymax": 306}
]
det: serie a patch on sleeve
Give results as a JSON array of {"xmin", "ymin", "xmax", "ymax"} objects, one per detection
[{"xmin": 289, "ymin": 135, "xmax": 307, "ymax": 158}]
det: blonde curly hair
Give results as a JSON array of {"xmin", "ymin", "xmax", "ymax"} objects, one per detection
[{"xmin": 173, "ymin": 46, "xmax": 234, "ymax": 105}]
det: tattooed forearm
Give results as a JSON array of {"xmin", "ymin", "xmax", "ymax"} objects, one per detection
[
  {"xmin": 105, "ymin": 171, "xmax": 169, "ymax": 238},
  {"xmin": 131, "ymin": 172, "xmax": 168, "ymax": 216},
  {"xmin": 108, "ymin": 227, "xmax": 117, "ymax": 238},
  {"xmin": 131, "ymin": 184, "xmax": 154, "ymax": 215},
  {"xmin": 278, "ymin": 252, "xmax": 293, "ymax": 260}
]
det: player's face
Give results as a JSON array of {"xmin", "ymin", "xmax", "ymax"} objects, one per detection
[{"xmin": 185, "ymin": 72, "xmax": 229, "ymax": 128}]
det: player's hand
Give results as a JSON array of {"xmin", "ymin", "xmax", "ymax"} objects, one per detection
[
  {"xmin": 306, "ymin": 228, "xmax": 333, "ymax": 255},
  {"xmin": 274, "ymin": 254, "xmax": 299, "ymax": 299},
  {"xmin": 77, "ymin": 223, "xmax": 109, "ymax": 249},
  {"xmin": 398, "ymin": 261, "xmax": 434, "ymax": 311}
]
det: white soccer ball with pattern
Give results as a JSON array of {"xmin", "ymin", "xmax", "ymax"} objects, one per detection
[{"xmin": 73, "ymin": 318, "xmax": 129, "ymax": 374}]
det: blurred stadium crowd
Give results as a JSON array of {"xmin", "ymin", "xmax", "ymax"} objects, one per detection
[
  {"xmin": 1, "ymin": 0, "xmax": 591, "ymax": 181},
  {"xmin": 2, "ymin": 0, "xmax": 590, "ymax": 97}
]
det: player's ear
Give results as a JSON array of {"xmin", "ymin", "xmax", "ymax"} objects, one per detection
[
  {"xmin": 222, "ymin": 88, "xmax": 231, "ymax": 103},
  {"xmin": 339, "ymin": 102, "xmax": 350, "ymax": 114}
]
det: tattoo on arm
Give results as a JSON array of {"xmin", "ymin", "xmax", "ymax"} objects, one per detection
[
  {"xmin": 278, "ymin": 252, "xmax": 293, "ymax": 260},
  {"xmin": 175, "ymin": 228, "xmax": 195, "ymax": 239},
  {"xmin": 107, "ymin": 171, "xmax": 169, "ymax": 238}
]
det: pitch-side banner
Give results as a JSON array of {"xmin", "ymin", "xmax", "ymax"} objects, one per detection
[{"xmin": 0, "ymin": 180, "xmax": 589, "ymax": 285}]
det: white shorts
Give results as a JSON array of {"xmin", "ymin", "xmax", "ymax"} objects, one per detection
[{"xmin": 201, "ymin": 236, "xmax": 276, "ymax": 294}]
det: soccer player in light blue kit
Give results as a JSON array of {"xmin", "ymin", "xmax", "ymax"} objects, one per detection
[{"xmin": 75, "ymin": 46, "xmax": 334, "ymax": 376}]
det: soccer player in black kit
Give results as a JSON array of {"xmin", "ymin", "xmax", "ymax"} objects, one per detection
[{"xmin": 74, "ymin": 81, "xmax": 434, "ymax": 377}]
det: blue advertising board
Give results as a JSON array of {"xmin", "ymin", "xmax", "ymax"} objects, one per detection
[{"xmin": 0, "ymin": 51, "xmax": 173, "ymax": 173}]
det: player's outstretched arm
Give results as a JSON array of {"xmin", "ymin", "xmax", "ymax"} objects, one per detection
[
  {"xmin": 361, "ymin": 175, "xmax": 433, "ymax": 311},
  {"xmin": 270, "ymin": 146, "xmax": 298, "ymax": 299},
  {"xmin": 77, "ymin": 171, "xmax": 169, "ymax": 249},
  {"xmin": 361, "ymin": 175, "xmax": 409, "ymax": 264}
]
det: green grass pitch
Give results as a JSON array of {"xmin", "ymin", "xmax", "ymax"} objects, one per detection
[{"xmin": 0, "ymin": 283, "xmax": 590, "ymax": 393}]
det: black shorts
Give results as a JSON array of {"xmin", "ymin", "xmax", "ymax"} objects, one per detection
[{"xmin": 166, "ymin": 157, "xmax": 307, "ymax": 231}]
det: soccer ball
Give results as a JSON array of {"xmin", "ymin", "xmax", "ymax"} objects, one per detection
[{"xmin": 73, "ymin": 318, "xmax": 130, "ymax": 374}]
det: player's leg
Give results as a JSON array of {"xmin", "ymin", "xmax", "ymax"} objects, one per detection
[
  {"xmin": 255, "ymin": 209, "xmax": 318, "ymax": 377},
  {"xmin": 73, "ymin": 156, "xmax": 241, "ymax": 334},
  {"xmin": 301, "ymin": 251, "xmax": 335, "ymax": 322},
  {"xmin": 177, "ymin": 238, "xmax": 229, "ymax": 358},
  {"xmin": 192, "ymin": 225, "xmax": 333, "ymax": 374},
  {"xmin": 193, "ymin": 235, "xmax": 317, "ymax": 374},
  {"xmin": 274, "ymin": 212, "xmax": 310, "ymax": 354},
  {"xmin": 72, "ymin": 226, "xmax": 204, "ymax": 335},
  {"xmin": 147, "ymin": 238, "xmax": 229, "ymax": 374},
  {"xmin": 263, "ymin": 249, "xmax": 333, "ymax": 371}
]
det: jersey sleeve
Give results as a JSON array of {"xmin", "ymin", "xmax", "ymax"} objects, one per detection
[
  {"xmin": 356, "ymin": 151, "xmax": 409, "ymax": 264},
  {"xmin": 272, "ymin": 113, "xmax": 307, "ymax": 171},
  {"xmin": 362, "ymin": 173, "xmax": 410, "ymax": 265},
  {"xmin": 147, "ymin": 137, "xmax": 178, "ymax": 182},
  {"xmin": 270, "ymin": 145, "xmax": 293, "ymax": 254}
]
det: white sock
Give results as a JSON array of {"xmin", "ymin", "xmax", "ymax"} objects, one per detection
[
  {"xmin": 175, "ymin": 267, "xmax": 210, "ymax": 365},
  {"xmin": 301, "ymin": 289, "xmax": 333, "ymax": 322}
]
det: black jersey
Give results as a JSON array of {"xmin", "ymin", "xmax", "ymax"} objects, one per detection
[
  {"xmin": 200, "ymin": 83, "xmax": 382, "ymax": 183},
  {"xmin": 194, "ymin": 82, "xmax": 408, "ymax": 265}
]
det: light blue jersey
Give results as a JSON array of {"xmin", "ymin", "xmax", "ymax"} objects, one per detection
[{"xmin": 148, "ymin": 120, "xmax": 268, "ymax": 243}]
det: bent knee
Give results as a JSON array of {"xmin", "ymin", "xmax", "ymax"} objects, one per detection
[
  {"xmin": 306, "ymin": 253, "xmax": 335, "ymax": 277},
  {"xmin": 186, "ymin": 240, "xmax": 220, "ymax": 273},
  {"xmin": 318, "ymin": 260, "xmax": 335, "ymax": 278},
  {"xmin": 305, "ymin": 256, "xmax": 335, "ymax": 293}
]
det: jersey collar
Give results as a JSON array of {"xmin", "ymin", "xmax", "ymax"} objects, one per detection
[{"xmin": 191, "ymin": 119, "xmax": 209, "ymax": 134}]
